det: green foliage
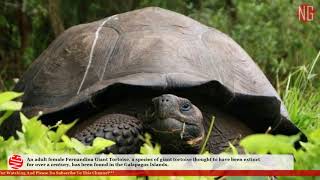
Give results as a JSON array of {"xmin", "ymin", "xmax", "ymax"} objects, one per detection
[
  {"xmin": 239, "ymin": 51, "xmax": 320, "ymax": 172},
  {"xmin": 240, "ymin": 128, "xmax": 320, "ymax": 171},
  {"xmin": 283, "ymin": 51, "xmax": 320, "ymax": 132},
  {"xmin": 240, "ymin": 134, "xmax": 298, "ymax": 154},
  {"xmin": 0, "ymin": 95, "xmax": 115, "ymax": 170},
  {"xmin": 0, "ymin": 92, "xmax": 23, "ymax": 105},
  {"xmin": 0, "ymin": 113, "xmax": 115, "ymax": 168},
  {"xmin": 0, "ymin": 91, "xmax": 22, "ymax": 125},
  {"xmin": 239, "ymin": 1, "xmax": 319, "ymax": 85},
  {"xmin": 139, "ymin": 133, "xmax": 161, "ymax": 154},
  {"xmin": 294, "ymin": 129, "xmax": 320, "ymax": 170}
]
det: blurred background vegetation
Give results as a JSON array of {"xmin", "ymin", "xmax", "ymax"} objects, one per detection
[{"xmin": 0, "ymin": 0, "xmax": 319, "ymax": 91}]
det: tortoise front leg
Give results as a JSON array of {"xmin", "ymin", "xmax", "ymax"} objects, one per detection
[{"xmin": 69, "ymin": 113, "xmax": 143, "ymax": 154}]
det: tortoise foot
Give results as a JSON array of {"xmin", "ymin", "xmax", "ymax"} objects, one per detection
[{"xmin": 73, "ymin": 114, "xmax": 143, "ymax": 154}]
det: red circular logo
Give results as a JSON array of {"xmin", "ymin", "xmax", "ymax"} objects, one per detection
[
  {"xmin": 8, "ymin": 154, "xmax": 24, "ymax": 169},
  {"xmin": 297, "ymin": 3, "xmax": 316, "ymax": 22}
]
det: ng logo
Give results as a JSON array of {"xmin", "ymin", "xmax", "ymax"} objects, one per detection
[{"xmin": 297, "ymin": 3, "xmax": 316, "ymax": 22}]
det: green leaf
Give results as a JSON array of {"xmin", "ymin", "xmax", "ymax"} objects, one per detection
[
  {"xmin": 48, "ymin": 120, "xmax": 77, "ymax": 142},
  {"xmin": 61, "ymin": 135, "xmax": 84, "ymax": 152},
  {"xmin": 20, "ymin": 113, "xmax": 29, "ymax": 130},
  {"xmin": 0, "ymin": 92, "xmax": 23, "ymax": 105},
  {"xmin": 0, "ymin": 101, "xmax": 22, "ymax": 111},
  {"xmin": 82, "ymin": 137, "xmax": 115, "ymax": 154},
  {"xmin": 61, "ymin": 135, "xmax": 114, "ymax": 154},
  {"xmin": 0, "ymin": 110, "xmax": 14, "ymax": 125},
  {"xmin": 240, "ymin": 134, "xmax": 298, "ymax": 154},
  {"xmin": 20, "ymin": 113, "xmax": 49, "ymax": 147},
  {"xmin": 140, "ymin": 133, "xmax": 161, "ymax": 154}
]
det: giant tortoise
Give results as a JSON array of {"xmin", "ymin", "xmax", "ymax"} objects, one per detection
[{"xmin": 0, "ymin": 7, "xmax": 304, "ymax": 154}]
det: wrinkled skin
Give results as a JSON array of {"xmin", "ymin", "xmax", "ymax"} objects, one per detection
[{"xmin": 145, "ymin": 94, "xmax": 205, "ymax": 153}]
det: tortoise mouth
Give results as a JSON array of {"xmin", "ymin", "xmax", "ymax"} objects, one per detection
[
  {"xmin": 146, "ymin": 118, "xmax": 205, "ymax": 154},
  {"xmin": 146, "ymin": 117, "xmax": 204, "ymax": 143}
]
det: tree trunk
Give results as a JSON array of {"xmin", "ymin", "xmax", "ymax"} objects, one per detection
[
  {"xmin": 47, "ymin": 0, "xmax": 64, "ymax": 37},
  {"xmin": 226, "ymin": 0, "xmax": 237, "ymax": 25},
  {"xmin": 16, "ymin": 0, "xmax": 31, "ymax": 75}
]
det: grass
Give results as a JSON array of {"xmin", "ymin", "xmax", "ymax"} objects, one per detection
[
  {"xmin": 283, "ymin": 50, "xmax": 320, "ymax": 132},
  {"xmin": 200, "ymin": 116, "xmax": 215, "ymax": 154}
]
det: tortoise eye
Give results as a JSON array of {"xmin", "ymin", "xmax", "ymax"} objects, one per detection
[{"xmin": 180, "ymin": 102, "xmax": 191, "ymax": 112}]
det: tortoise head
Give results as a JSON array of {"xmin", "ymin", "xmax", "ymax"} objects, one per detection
[{"xmin": 145, "ymin": 94, "xmax": 205, "ymax": 153}]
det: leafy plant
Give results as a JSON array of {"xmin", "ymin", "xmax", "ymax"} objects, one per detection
[{"xmin": 0, "ymin": 91, "xmax": 115, "ymax": 170}]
